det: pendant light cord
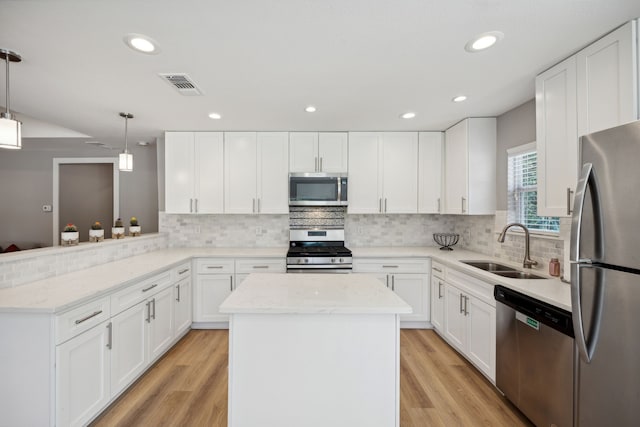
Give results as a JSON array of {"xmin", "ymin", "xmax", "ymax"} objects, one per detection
[{"xmin": 124, "ymin": 114, "xmax": 129, "ymax": 153}]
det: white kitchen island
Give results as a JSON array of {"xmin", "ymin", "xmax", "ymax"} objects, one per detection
[{"xmin": 219, "ymin": 273, "xmax": 412, "ymax": 427}]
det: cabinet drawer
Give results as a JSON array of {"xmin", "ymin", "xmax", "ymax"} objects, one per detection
[
  {"xmin": 55, "ymin": 296, "xmax": 111, "ymax": 344},
  {"xmin": 110, "ymin": 271, "xmax": 172, "ymax": 316},
  {"xmin": 353, "ymin": 258, "xmax": 429, "ymax": 274},
  {"xmin": 173, "ymin": 261, "xmax": 192, "ymax": 282},
  {"xmin": 446, "ymin": 268, "xmax": 495, "ymax": 306},
  {"xmin": 432, "ymin": 261, "xmax": 446, "ymax": 279},
  {"xmin": 235, "ymin": 258, "xmax": 286, "ymax": 274},
  {"xmin": 196, "ymin": 258, "xmax": 234, "ymax": 274}
]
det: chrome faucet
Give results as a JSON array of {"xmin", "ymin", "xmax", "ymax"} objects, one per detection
[{"xmin": 497, "ymin": 223, "xmax": 538, "ymax": 269}]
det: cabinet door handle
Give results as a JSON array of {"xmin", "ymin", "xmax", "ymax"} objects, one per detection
[
  {"xmin": 252, "ymin": 265, "xmax": 269, "ymax": 269},
  {"xmin": 252, "ymin": 198, "xmax": 256, "ymax": 213},
  {"xmin": 385, "ymin": 198, "xmax": 388, "ymax": 213},
  {"xmin": 142, "ymin": 283, "xmax": 158, "ymax": 293},
  {"xmin": 438, "ymin": 281, "xmax": 443, "ymax": 299},
  {"xmin": 437, "ymin": 198, "xmax": 441, "ymax": 213},
  {"xmin": 190, "ymin": 198, "xmax": 193, "ymax": 213},
  {"xmin": 106, "ymin": 322, "xmax": 112, "ymax": 350},
  {"xmin": 464, "ymin": 296, "xmax": 469, "ymax": 316},
  {"xmin": 433, "ymin": 267, "xmax": 442, "ymax": 273},
  {"xmin": 151, "ymin": 298, "xmax": 156, "ymax": 320},
  {"xmin": 195, "ymin": 198, "xmax": 198, "ymax": 213},
  {"xmin": 176, "ymin": 284, "xmax": 181, "ymax": 302},
  {"xmin": 461, "ymin": 197, "xmax": 466, "ymax": 214},
  {"xmin": 391, "ymin": 275, "xmax": 395, "ymax": 291},
  {"xmin": 566, "ymin": 188, "xmax": 574, "ymax": 215},
  {"xmin": 257, "ymin": 198, "xmax": 261, "ymax": 213},
  {"xmin": 146, "ymin": 302, "xmax": 151, "ymax": 323},
  {"xmin": 459, "ymin": 294, "xmax": 464, "ymax": 313},
  {"xmin": 74, "ymin": 310, "xmax": 103, "ymax": 325},
  {"xmin": 178, "ymin": 268, "xmax": 189, "ymax": 275},
  {"xmin": 230, "ymin": 275, "xmax": 234, "ymax": 291},
  {"xmin": 320, "ymin": 157, "xmax": 323, "ymax": 171},
  {"xmin": 315, "ymin": 157, "xmax": 318, "ymax": 172}
]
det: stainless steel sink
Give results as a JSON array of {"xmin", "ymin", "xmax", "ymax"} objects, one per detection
[
  {"xmin": 492, "ymin": 271, "xmax": 546, "ymax": 280},
  {"xmin": 461, "ymin": 260, "xmax": 519, "ymax": 272},
  {"xmin": 460, "ymin": 260, "xmax": 546, "ymax": 280}
]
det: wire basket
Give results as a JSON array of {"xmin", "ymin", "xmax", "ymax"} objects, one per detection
[{"xmin": 433, "ymin": 233, "xmax": 460, "ymax": 251}]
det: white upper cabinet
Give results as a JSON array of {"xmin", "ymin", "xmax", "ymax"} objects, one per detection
[
  {"xmin": 444, "ymin": 118, "xmax": 496, "ymax": 215},
  {"xmin": 577, "ymin": 21, "xmax": 638, "ymax": 136},
  {"xmin": 225, "ymin": 132, "xmax": 288, "ymax": 214},
  {"xmin": 536, "ymin": 57, "xmax": 579, "ymax": 217},
  {"xmin": 289, "ymin": 132, "xmax": 347, "ymax": 173},
  {"xmin": 348, "ymin": 132, "xmax": 418, "ymax": 214},
  {"xmin": 537, "ymin": 20, "xmax": 637, "ymax": 217},
  {"xmin": 165, "ymin": 132, "xmax": 223, "ymax": 214},
  {"xmin": 418, "ymin": 132, "xmax": 444, "ymax": 214}
]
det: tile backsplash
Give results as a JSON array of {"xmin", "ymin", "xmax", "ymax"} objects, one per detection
[
  {"xmin": 0, "ymin": 233, "xmax": 168, "ymax": 289},
  {"xmin": 345, "ymin": 214, "xmax": 457, "ymax": 247}
]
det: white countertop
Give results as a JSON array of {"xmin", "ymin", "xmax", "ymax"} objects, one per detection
[
  {"xmin": 352, "ymin": 247, "xmax": 572, "ymax": 312},
  {"xmin": 0, "ymin": 247, "xmax": 287, "ymax": 314},
  {"xmin": 0, "ymin": 245, "xmax": 571, "ymax": 314},
  {"xmin": 219, "ymin": 273, "xmax": 412, "ymax": 314}
]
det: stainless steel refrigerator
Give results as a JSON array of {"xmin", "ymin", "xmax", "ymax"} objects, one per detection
[{"xmin": 571, "ymin": 119, "xmax": 640, "ymax": 426}]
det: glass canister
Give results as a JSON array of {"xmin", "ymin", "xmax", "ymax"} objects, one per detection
[{"xmin": 549, "ymin": 258, "xmax": 561, "ymax": 277}]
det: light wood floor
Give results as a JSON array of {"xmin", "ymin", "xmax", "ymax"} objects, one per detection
[{"xmin": 91, "ymin": 329, "xmax": 532, "ymax": 427}]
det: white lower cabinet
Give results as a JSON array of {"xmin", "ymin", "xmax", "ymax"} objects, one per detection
[
  {"xmin": 194, "ymin": 258, "xmax": 235, "ymax": 323},
  {"xmin": 110, "ymin": 302, "xmax": 147, "ymax": 397},
  {"xmin": 174, "ymin": 277, "xmax": 192, "ymax": 336},
  {"xmin": 430, "ymin": 274, "xmax": 445, "ymax": 332},
  {"xmin": 353, "ymin": 257, "xmax": 430, "ymax": 325},
  {"xmin": 147, "ymin": 286, "xmax": 174, "ymax": 361},
  {"xmin": 56, "ymin": 320, "xmax": 111, "ymax": 427},
  {"xmin": 439, "ymin": 267, "xmax": 496, "ymax": 381}
]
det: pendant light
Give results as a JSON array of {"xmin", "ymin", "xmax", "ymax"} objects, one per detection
[
  {"xmin": 118, "ymin": 112, "xmax": 134, "ymax": 172},
  {"xmin": 0, "ymin": 49, "xmax": 22, "ymax": 150}
]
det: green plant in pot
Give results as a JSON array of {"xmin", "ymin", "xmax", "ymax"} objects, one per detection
[
  {"xmin": 61, "ymin": 223, "xmax": 79, "ymax": 246},
  {"xmin": 89, "ymin": 221, "xmax": 104, "ymax": 242},
  {"xmin": 112, "ymin": 218, "xmax": 125, "ymax": 239},
  {"xmin": 129, "ymin": 216, "xmax": 141, "ymax": 237}
]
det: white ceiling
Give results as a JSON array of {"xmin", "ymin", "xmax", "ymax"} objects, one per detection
[{"xmin": 1, "ymin": 0, "xmax": 640, "ymax": 147}]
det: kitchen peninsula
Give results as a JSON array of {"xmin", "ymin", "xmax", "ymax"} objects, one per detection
[{"xmin": 219, "ymin": 273, "xmax": 412, "ymax": 427}]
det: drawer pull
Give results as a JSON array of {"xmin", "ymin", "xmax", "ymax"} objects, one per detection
[
  {"xmin": 207, "ymin": 266, "xmax": 224, "ymax": 269},
  {"xmin": 178, "ymin": 268, "xmax": 189, "ymax": 275},
  {"xmin": 74, "ymin": 310, "xmax": 103, "ymax": 325},
  {"xmin": 252, "ymin": 265, "xmax": 269, "ymax": 269},
  {"xmin": 142, "ymin": 283, "xmax": 158, "ymax": 292},
  {"xmin": 382, "ymin": 265, "xmax": 399, "ymax": 268},
  {"xmin": 433, "ymin": 267, "xmax": 442, "ymax": 273}
]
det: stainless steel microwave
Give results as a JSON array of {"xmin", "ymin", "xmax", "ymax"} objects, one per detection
[{"xmin": 289, "ymin": 173, "xmax": 348, "ymax": 206}]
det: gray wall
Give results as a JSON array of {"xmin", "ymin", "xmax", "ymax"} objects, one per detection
[
  {"xmin": 495, "ymin": 99, "xmax": 536, "ymax": 210},
  {"xmin": 0, "ymin": 141, "xmax": 158, "ymax": 250}
]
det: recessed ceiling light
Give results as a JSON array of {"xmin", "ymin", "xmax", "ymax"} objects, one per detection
[
  {"xmin": 208, "ymin": 112, "xmax": 222, "ymax": 120},
  {"xmin": 123, "ymin": 33, "xmax": 160, "ymax": 54},
  {"xmin": 452, "ymin": 95, "xmax": 467, "ymax": 103},
  {"xmin": 401, "ymin": 112, "xmax": 416, "ymax": 119},
  {"xmin": 305, "ymin": 105, "xmax": 317, "ymax": 113},
  {"xmin": 464, "ymin": 31, "xmax": 504, "ymax": 53}
]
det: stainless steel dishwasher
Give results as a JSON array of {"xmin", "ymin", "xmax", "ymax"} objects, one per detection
[{"xmin": 494, "ymin": 285, "xmax": 574, "ymax": 427}]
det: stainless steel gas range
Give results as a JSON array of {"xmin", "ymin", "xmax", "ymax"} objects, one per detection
[{"xmin": 286, "ymin": 229, "xmax": 352, "ymax": 273}]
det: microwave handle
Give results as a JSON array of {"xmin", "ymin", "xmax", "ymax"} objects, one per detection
[{"xmin": 337, "ymin": 176, "xmax": 342, "ymax": 202}]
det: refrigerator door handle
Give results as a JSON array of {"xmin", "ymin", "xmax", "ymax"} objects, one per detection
[
  {"xmin": 570, "ymin": 162, "xmax": 604, "ymax": 263},
  {"xmin": 571, "ymin": 263, "xmax": 606, "ymax": 364}
]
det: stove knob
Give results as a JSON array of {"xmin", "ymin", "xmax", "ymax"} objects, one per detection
[
  {"xmin": 340, "ymin": 258, "xmax": 344, "ymax": 263},
  {"xmin": 304, "ymin": 259, "xmax": 309, "ymax": 263},
  {"xmin": 331, "ymin": 258, "xmax": 336, "ymax": 263},
  {"xmin": 297, "ymin": 259, "xmax": 302, "ymax": 264}
]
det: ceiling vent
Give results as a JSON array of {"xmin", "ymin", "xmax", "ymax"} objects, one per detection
[{"xmin": 158, "ymin": 73, "xmax": 203, "ymax": 96}]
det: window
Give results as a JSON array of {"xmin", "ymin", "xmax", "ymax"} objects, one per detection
[{"xmin": 507, "ymin": 143, "xmax": 559, "ymax": 233}]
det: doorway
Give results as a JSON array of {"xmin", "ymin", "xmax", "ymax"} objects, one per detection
[{"xmin": 53, "ymin": 158, "xmax": 119, "ymax": 245}]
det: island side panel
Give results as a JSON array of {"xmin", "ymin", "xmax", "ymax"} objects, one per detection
[{"xmin": 228, "ymin": 313, "xmax": 400, "ymax": 427}]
